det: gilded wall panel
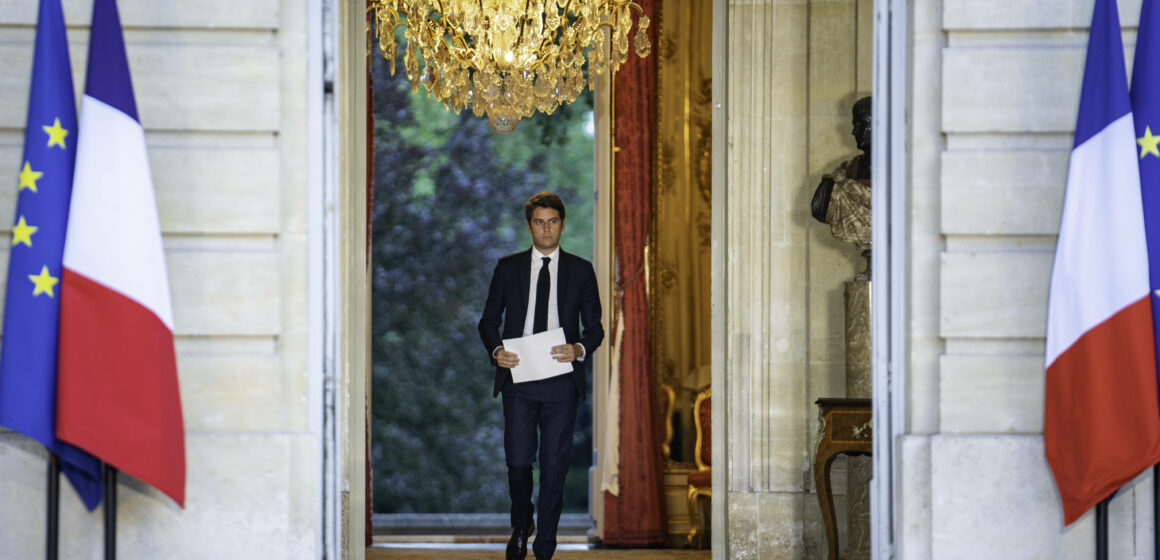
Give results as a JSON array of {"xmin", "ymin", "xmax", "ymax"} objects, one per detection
[{"xmin": 651, "ymin": 0, "xmax": 713, "ymax": 466}]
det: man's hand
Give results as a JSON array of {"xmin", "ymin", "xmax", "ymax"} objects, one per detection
[
  {"xmin": 496, "ymin": 348, "xmax": 520, "ymax": 369},
  {"xmin": 551, "ymin": 343, "xmax": 582, "ymax": 363}
]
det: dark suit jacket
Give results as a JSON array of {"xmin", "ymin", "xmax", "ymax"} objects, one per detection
[{"xmin": 478, "ymin": 248, "xmax": 604, "ymax": 399}]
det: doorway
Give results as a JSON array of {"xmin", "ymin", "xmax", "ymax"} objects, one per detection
[
  {"xmin": 366, "ymin": 38, "xmax": 601, "ymax": 532},
  {"xmin": 326, "ymin": 0, "xmax": 907, "ymax": 556}
]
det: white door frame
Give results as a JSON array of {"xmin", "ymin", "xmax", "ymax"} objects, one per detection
[
  {"xmin": 870, "ymin": 0, "xmax": 909, "ymax": 558},
  {"xmin": 589, "ymin": 70, "xmax": 616, "ymax": 537},
  {"xmin": 320, "ymin": 0, "xmax": 370, "ymax": 558}
]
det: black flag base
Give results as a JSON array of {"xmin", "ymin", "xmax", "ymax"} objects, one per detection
[
  {"xmin": 47, "ymin": 453, "xmax": 59, "ymax": 560},
  {"xmin": 104, "ymin": 464, "xmax": 117, "ymax": 560}
]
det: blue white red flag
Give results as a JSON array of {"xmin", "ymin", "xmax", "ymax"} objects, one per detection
[
  {"xmin": 1044, "ymin": 0, "xmax": 1160, "ymax": 525},
  {"xmin": 55, "ymin": 0, "xmax": 185, "ymax": 506},
  {"xmin": 0, "ymin": 0, "xmax": 103, "ymax": 511}
]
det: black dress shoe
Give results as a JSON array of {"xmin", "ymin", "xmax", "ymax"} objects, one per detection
[{"xmin": 506, "ymin": 521, "xmax": 535, "ymax": 560}]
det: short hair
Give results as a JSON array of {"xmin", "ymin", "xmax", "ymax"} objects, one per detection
[
  {"xmin": 524, "ymin": 192, "xmax": 566, "ymax": 224},
  {"xmin": 852, "ymin": 96, "xmax": 872, "ymax": 122}
]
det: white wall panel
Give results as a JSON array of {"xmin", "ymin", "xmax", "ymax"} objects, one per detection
[
  {"xmin": 0, "ymin": 433, "xmax": 315, "ymax": 559},
  {"xmin": 939, "ymin": 354, "xmax": 1044, "ymax": 433},
  {"xmin": 0, "ymin": 43, "xmax": 280, "ymax": 132},
  {"xmin": 0, "ymin": 0, "xmax": 280, "ymax": 29},
  {"xmin": 168, "ymin": 250, "xmax": 280, "ymax": 336},
  {"xmin": 944, "ymin": 0, "xmax": 1141, "ymax": 30},
  {"xmin": 178, "ymin": 352, "xmax": 283, "ymax": 432},
  {"xmin": 943, "ymin": 47, "xmax": 1091, "ymax": 134},
  {"xmin": 940, "ymin": 251, "xmax": 1051, "ymax": 338},
  {"xmin": 941, "ymin": 150, "xmax": 1066, "ymax": 236},
  {"xmin": 0, "ymin": 144, "xmax": 281, "ymax": 234},
  {"xmin": 0, "ymin": 248, "xmax": 280, "ymax": 336},
  {"xmin": 930, "ymin": 435, "xmax": 1145, "ymax": 559}
]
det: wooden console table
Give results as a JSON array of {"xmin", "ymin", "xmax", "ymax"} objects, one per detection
[{"xmin": 813, "ymin": 398, "xmax": 872, "ymax": 560}]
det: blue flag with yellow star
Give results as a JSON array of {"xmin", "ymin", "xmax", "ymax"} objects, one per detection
[
  {"xmin": 0, "ymin": 0, "xmax": 102, "ymax": 510},
  {"xmin": 1133, "ymin": 0, "xmax": 1160, "ymax": 403}
]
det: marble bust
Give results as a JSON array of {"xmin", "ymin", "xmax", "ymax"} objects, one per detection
[{"xmin": 811, "ymin": 96, "xmax": 872, "ymax": 250}]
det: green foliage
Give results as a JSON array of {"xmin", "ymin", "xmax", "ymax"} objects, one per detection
[{"xmin": 370, "ymin": 45, "xmax": 595, "ymax": 514}]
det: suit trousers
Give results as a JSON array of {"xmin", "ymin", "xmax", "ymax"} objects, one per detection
[{"xmin": 501, "ymin": 373, "xmax": 579, "ymax": 559}]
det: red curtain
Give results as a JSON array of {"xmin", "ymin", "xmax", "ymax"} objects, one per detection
[{"xmin": 603, "ymin": 0, "xmax": 667, "ymax": 546}]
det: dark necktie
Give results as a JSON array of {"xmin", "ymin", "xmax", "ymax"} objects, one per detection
[{"xmin": 533, "ymin": 257, "xmax": 550, "ymax": 333}]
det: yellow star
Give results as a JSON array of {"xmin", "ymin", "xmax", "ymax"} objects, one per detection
[
  {"xmin": 11, "ymin": 216, "xmax": 37, "ymax": 247},
  {"xmin": 18, "ymin": 161, "xmax": 43, "ymax": 193},
  {"xmin": 1140, "ymin": 126, "xmax": 1160, "ymax": 159},
  {"xmin": 42, "ymin": 118, "xmax": 68, "ymax": 149},
  {"xmin": 28, "ymin": 266, "xmax": 58, "ymax": 297}
]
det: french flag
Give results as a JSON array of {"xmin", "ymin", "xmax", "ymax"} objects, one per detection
[
  {"xmin": 55, "ymin": 0, "xmax": 185, "ymax": 507},
  {"xmin": 1044, "ymin": 0, "xmax": 1160, "ymax": 525}
]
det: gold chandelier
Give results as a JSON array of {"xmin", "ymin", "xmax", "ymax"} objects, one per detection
[{"xmin": 370, "ymin": 0, "xmax": 652, "ymax": 133}]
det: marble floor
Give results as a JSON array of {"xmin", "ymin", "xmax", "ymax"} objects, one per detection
[
  {"xmin": 370, "ymin": 515, "xmax": 710, "ymax": 559},
  {"xmin": 367, "ymin": 546, "xmax": 710, "ymax": 559}
]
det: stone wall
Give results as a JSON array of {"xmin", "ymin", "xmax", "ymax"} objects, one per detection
[
  {"xmin": 720, "ymin": 0, "xmax": 872, "ymax": 556},
  {"xmin": 721, "ymin": 0, "xmax": 812, "ymax": 555},
  {"xmin": 0, "ymin": 1, "xmax": 319, "ymax": 557},
  {"xmin": 904, "ymin": 0, "xmax": 1156, "ymax": 558},
  {"xmin": 805, "ymin": 0, "xmax": 873, "ymax": 556}
]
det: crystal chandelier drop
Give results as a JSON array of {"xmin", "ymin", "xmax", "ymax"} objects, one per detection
[{"xmin": 370, "ymin": 0, "xmax": 652, "ymax": 133}]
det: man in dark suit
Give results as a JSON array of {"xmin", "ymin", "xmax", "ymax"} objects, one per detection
[{"xmin": 478, "ymin": 192, "xmax": 604, "ymax": 560}]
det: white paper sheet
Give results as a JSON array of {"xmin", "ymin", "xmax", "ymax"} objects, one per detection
[{"xmin": 502, "ymin": 328, "xmax": 573, "ymax": 383}]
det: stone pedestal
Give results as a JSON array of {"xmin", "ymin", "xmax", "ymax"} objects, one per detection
[
  {"xmin": 844, "ymin": 278, "xmax": 872, "ymax": 559},
  {"xmin": 845, "ymin": 278, "xmax": 872, "ymax": 397}
]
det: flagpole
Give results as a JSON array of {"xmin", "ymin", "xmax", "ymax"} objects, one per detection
[
  {"xmin": 46, "ymin": 453, "xmax": 59, "ymax": 560},
  {"xmin": 104, "ymin": 464, "xmax": 116, "ymax": 560},
  {"xmin": 1154, "ymin": 465, "xmax": 1159, "ymax": 560},
  {"xmin": 1096, "ymin": 497, "xmax": 1109, "ymax": 560}
]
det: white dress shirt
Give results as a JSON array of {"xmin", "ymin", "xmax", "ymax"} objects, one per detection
[
  {"xmin": 523, "ymin": 246, "xmax": 561, "ymax": 336},
  {"xmin": 494, "ymin": 246, "xmax": 585, "ymax": 361}
]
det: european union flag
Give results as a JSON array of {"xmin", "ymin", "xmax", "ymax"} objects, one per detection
[
  {"xmin": 1133, "ymin": 0, "xmax": 1160, "ymax": 400},
  {"xmin": 0, "ymin": 0, "xmax": 102, "ymax": 510}
]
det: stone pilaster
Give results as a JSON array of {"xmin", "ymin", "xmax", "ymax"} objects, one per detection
[{"xmin": 722, "ymin": 0, "xmax": 811, "ymax": 556}]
